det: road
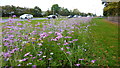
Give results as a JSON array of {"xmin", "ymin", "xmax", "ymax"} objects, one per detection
[{"xmin": 0, "ymin": 18, "xmax": 48, "ymax": 23}]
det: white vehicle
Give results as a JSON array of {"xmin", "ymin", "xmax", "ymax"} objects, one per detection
[
  {"xmin": 73, "ymin": 15, "xmax": 78, "ymax": 18},
  {"xmin": 47, "ymin": 15, "xmax": 57, "ymax": 19},
  {"xmin": 20, "ymin": 14, "xmax": 33, "ymax": 19}
]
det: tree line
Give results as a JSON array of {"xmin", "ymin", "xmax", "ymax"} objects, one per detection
[
  {"xmin": 1, "ymin": 4, "xmax": 96, "ymax": 17},
  {"xmin": 102, "ymin": 1, "xmax": 120, "ymax": 16}
]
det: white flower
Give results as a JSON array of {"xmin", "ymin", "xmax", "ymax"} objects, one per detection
[
  {"xmin": 18, "ymin": 60, "xmax": 22, "ymax": 62},
  {"xmin": 43, "ymin": 56, "xmax": 46, "ymax": 58},
  {"xmin": 50, "ymin": 53, "xmax": 54, "ymax": 55}
]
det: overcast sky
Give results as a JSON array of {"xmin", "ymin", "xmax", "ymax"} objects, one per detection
[{"xmin": 1, "ymin": 0, "xmax": 105, "ymax": 16}]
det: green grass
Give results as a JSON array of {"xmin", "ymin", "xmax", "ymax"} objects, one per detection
[
  {"xmin": 86, "ymin": 18, "xmax": 118, "ymax": 66},
  {"xmin": 1, "ymin": 17, "xmax": 19, "ymax": 19}
]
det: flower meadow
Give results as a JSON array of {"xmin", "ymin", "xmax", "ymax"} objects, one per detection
[{"xmin": 1, "ymin": 17, "xmax": 99, "ymax": 67}]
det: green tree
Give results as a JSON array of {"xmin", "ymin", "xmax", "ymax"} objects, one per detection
[
  {"xmin": 51, "ymin": 4, "xmax": 60, "ymax": 15},
  {"xmin": 73, "ymin": 9, "xmax": 80, "ymax": 15}
]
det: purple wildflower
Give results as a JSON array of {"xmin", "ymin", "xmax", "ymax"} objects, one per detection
[
  {"xmin": 75, "ymin": 64, "xmax": 80, "ymax": 66},
  {"xmin": 66, "ymin": 47, "xmax": 70, "ymax": 49},
  {"xmin": 73, "ymin": 39, "xmax": 78, "ymax": 41},
  {"xmin": 12, "ymin": 15, "xmax": 16, "ymax": 17},
  {"xmin": 39, "ymin": 58, "xmax": 42, "ymax": 60},
  {"xmin": 64, "ymin": 36, "xmax": 72, "ymax": 38},
  {"xmin": 32, "ymin": 57, "xmax": 36, "ymax": 59},
  {"xmin": 91, "ymin": 60, "xmax": 96, "ymax": 63},
  {"xmin": 24, "ymin": 52, "xmax": 30, "ymax": 57},
  {"xmin": 66, "ymin": 51, "xmax": 71, "ymax": 54},
  {"xmin": 78, "ymin": 59, "xmax": 84, "ymax": 60},
  {"xmin": 48, "ymin": 58, "xmax": 52, "ymax": 60},
  {"xmin": 3, "ymin": 52, "xmax": 11, "ymax": 58},
  {"xmin": 63, "ymin": 42, "xmax": 69, "ymax": 45},
  {"xmin": 32, "ymin": 65, "xmax": 36, "ymax": 68}
]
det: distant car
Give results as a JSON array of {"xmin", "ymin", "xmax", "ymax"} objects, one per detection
[
  {"xmin": 47, "ymin": 15, "xmax": 57, "ymax": 19},
  {"xmin": 78, "ymin": 16, "xmax": 82, "ymax": 18},
  {"xmin": 73, "ymin": 15, "xmax": 78, "ymax": 18},
  {"xmin": 67, "ymin": 15, "xmax": 74, "ymax": 18},
  {"xmin": 20, "ymin": 14, "xmax": 33, "ymax": 19}
]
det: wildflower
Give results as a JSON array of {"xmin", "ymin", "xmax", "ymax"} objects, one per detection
[
  {"xmin": 38, "ymin": 43, "xmax": 42, "ymax": 46},
  {"xmin": 51, "ymin": 38, "xmax": 58, "ymax": 41},
  {"xmin": 32, "ymin": 65, "xmax": 36, "ymax": 68},
  {"xmin": 60, "ymin": 48, "xmax": 64, "ymax": 50},
  {"xmin": 24, "ymin": 52, "xmax": 30, "ymax": 57},
  {"xmin": 43, "ymin": 56, "xmax": 46, "ymax": 58},
  {"xmin": 17, "ymin": 64, "xmax": 21, "ymax": 66},
  {"xmin": 37, "ymin": 54, "xmax": 42, "ymax": 56},
  {"xmin": 39, "ymin": 58, "xmax": 42, "ymax": 60},
  {"xmin": 48, "ymin": 58, "xmax": 52, "ymax": 60},
  {"xmin": 12, "ymin": 15, "xmax": 16, "ymax": 17},
  {"xmin": 50, "ymin": 52, "xmax": 54, "ymax": 55},
  {"xmin": 73, "ymin": 39, "xmax": 78, "ymax": 41},
  {"xmin": 64, "ymin": 36, "xmax": 72, "ymax": 38},
  {"xmin": 48, "ymin": 32, "xmax": 52, "ymax": 34},
  {"xmin": 27, "ymin": 63, "xmax": 32, "ymax": 65},
  {"xmin": 78, "ymin": 59, "xmax": 84, "ymax": 60},
  {"xmin": 66, "ymin": 47, "xmax": 70, "ymax": 49},
  {"xmin": 29, "ymin": 55, "xmax": 33, "ymax": 56},
  {"xmin": 91, "ymin": 60, "xmax": 96, "ymax": 63},
  {"xmin": 66, "ymin": 51, "xmax": 71, "ymax": 54},
  {"xmin": 63, "ymin": 42, "xmax": 69, "ymax": 45},
  {"xmin": 68, "ymin": 41, "xmax": 73, "ymax": 43},
  {"xmin": 39, "ymin": 51, "xmax": 43, "ymax": 54},
  {"xmin": 22, "ymin": 58, "xmax": 28, "ymax": 61},
  {"xmin": 3, "ymin": 52, "xmax": 11, "ymax": 58},
  {"xmin": 32, "ymin": 57, "xmax": 36, "ymax": 59},
  {"xmin": 75, "ymin": 64, "xmax": 80, "ymax": 66},
  {"xmin": 17, "ymin": 23, "xmax": 22, "ymax": 25},
  {"xmin": 40, "ymin": 32, "xmax": 48, "ymax": 38},
  {"xmin": 55, "ymin": 32, "xmax": 61, "ymax": 36},
  {"xmin": 22, "ymin": 41, "xmax": 27, "ymax": 44},
  {"xmin": 18, "ymin": 58, "xmax": 28, "ymax": 62},
  {"xmin": 57, "ymin": 43, "xmax": 60, "ymax": 45}
]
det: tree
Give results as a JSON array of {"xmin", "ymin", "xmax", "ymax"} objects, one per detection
[
  {"xmin": 33, "ymin": 6, "xmax": 42, "ymax": 17},
  {"xmin": 103, "ymin": 2, "xmax": 119, "ymax": 16},
  {"xmin": 51, "ymin": 4, "xmax": 60, "ymax": 15},
  {"xmin": 73, "ymin": 9, "xmax": 80, "ymax": 15},
  {"xmin": 59, "ymin": 7, "xmax": 70, "ymax": 16}
]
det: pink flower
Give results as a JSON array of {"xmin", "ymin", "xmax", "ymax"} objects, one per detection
[
  {"xmin": 64, "ymin": 36, "xmax": 72, "ymax": 38},
  {"xmin": 63, "ymin": 42, "xmax": 69, "ymax": 45},
  {"xmin": 32, "ymin": 57, "xmax": 36, "ymax": 59},
  {"xmin": 29, "ymin": 55, "xmax": 33, "ymax": 56}
]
